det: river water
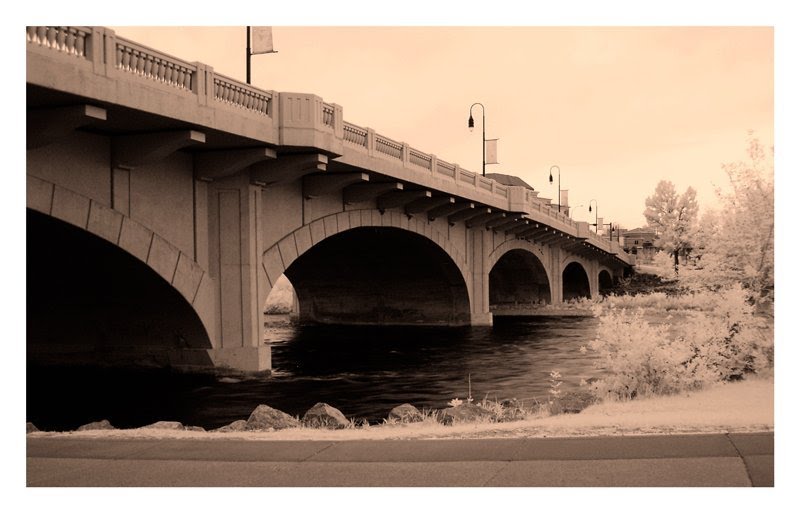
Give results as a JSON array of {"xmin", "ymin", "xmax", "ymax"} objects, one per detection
[{"xmin": 27, "ymin": 315, "xmax": 601, "ymax": 431}]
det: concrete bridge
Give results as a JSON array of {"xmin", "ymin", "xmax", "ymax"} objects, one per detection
[{"xmin": 26, "ymin": 27, "xmax": 632, "ymax": 372}]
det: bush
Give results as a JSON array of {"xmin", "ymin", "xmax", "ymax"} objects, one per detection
[{"xmin": 587, "ymin": 285, "xmax": 772, "ymax": 400}]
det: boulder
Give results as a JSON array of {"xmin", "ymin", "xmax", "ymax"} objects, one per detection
[
  {"xmin": 548, "ymin": 391, "xmax": 599, "ymax": 415},
  {"xmin": 440, "ymin": 403, "xmax": 495, "ymax": 425},
  {"xmin": 143, "ymin": 421, "xmax": 184, "ymax": 430},
  {"xmin": 185, "ymin": 425, "xmax": 206, "ymax": 432},
  {"xmin": 26, "ymin": 422, "xmax": 39, "ymax": 434},
  {"xmin": 215, "ymin": 419, "xmax": 248, "ymax": 432},
  {"xmin": 302, "ymin": 402, "xmax": 350, "ymax": 429},
  {"xmin": 77, "ymin": 419, "xmax": 116, "ymax": 431},
  {"xmin": 387, "ymin": 403, "xmax": 424, "ymax": 423},
  {"xmin": 246, "ymin": 404, "xmax": 301, "ymax": 431}
]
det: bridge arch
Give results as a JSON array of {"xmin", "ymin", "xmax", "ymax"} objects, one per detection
[
  {"xmin": 27, "ymin": 206, "xmax": 214, "ymax": 368},
  {"xmin": 598, "ymin": 268, "xmax": 614, "ymax": 296},
  {"xmin": 487, "ymin": 240, "xmax": 552, "ymax": 309},
  {"xmin": 562, "ymin": 259, "xmax": 591, "ymax": 301},
  {"xmin": 261, "ymin": 210, "xmax": 472, "ymax": 325}
]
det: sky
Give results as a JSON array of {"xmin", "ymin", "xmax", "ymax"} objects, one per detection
[{"xmin": 108, "ymin": 23, "xmax": 773, "ymax": 230}]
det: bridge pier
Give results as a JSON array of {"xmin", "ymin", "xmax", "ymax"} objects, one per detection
[{"xmin": 204, "ymin": 174, "xmax": 270, "ymax": 372}]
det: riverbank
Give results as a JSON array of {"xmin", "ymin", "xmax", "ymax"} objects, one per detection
[{"xmin": 27, "ymin": 376, "xmax": 772, "ymax": 441}]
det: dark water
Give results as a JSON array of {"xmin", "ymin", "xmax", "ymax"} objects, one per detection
[{"xmin": 27, "ymin": 315, "xmax": 600, "ymax": 431}]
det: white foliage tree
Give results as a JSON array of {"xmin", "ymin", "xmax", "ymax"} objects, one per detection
[
  {"xmin": 643, "ymin": 180, "xmax": 699, "ymax": 273},
  {"xmin": 682, "ymin": 133, "xmax": 774, "ymax": 304}
]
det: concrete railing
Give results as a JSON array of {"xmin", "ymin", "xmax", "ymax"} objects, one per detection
[
  {"xmin": 27, "ymin": 26, "xmax": 90, "ymax": 57},
  {"xmin": 27, "ymin": 26, "xmax": 628, "ymax": 264}
]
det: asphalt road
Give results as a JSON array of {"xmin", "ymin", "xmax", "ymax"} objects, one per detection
[{"xmin": 26, "ymin": 432, "xmax": 773, "ymax": 487}]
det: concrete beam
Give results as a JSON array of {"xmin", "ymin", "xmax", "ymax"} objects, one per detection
[
  {"xmin": 531, "ymin": 232, "xmax": 565, "ymax": 245},
  {"xmin": 27, "ymin": 104, "xmax": 107, "ymax": 149},
  {"xmin": 377, "ymin": 190, "xmax": 431, "ymax": 211},
  {"xmin": 344, "ymin": 182, "xmax": 403, "ymax": 204},
  {"xmin": 467, "ymin": 212, "xmax": 506, "ymax": 229},
  {"xmin": 405, "ymin": 196, "xmax": 454, "ymax": 215},
  {"xmin": 507, "ymin": 220, "xmax": 533, "ymax": 235},
  {"xmin": 448, "ymin": 206, "xmax": 490, "ymax": 225},
  {"xmin": 517, "ymin": 225, "xmax": 547, "ymax": 238},
  {"xmin": 195, "ymin": 147, "xmax": 277, "ymax": 181},
  {"xmin": 249, "ymin": 153, "xmax": 327, "ymax": 186},
  {"xmin": 303, "ymin": 172, "xmax": 368, "ymax": 199},
  {"xmin": 112, "ymin": 130, "xmax": 206, "ymax": 169},
  {"xmin": 428, "ymin": 201, "xmax": 474, "ymax": 221},
  {"xmin": 486, "ymin": 215, "xmax": 519, "ymax": 230}
]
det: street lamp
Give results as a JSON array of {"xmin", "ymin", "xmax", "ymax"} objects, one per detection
[
  {"xmin": 603, "ymin": 222, "xmax": 614, "ymax": 241},
  {"xmin": 468, "ymin": 103, "xmax": 485, "ymax": 176},
  {"xmin": 589, "ymin": 199, "xmax": 598, "ymax": 232},
  {"xmin": 548, "ymin": 165, "xmax": 561, "ymax": 212}
]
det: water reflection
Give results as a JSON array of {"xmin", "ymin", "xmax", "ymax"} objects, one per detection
[{"xmin": 27, "ymin": 315, "xmax": 600, "ymax": 430}]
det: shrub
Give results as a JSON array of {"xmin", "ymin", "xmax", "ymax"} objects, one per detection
[{"xmin": 587, "ymin": 285, "xmax": 772, "ymax": 400}]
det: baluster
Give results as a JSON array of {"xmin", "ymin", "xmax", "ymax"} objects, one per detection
[
  {"xmin": 175, "ymin": 68, "xmax": 185, "ymax": 87},
  {"xmin": 170, "ymin": 65, "xmax": 179, "ymax": 86},
  {"xmin": 183, "ymin": 70, "xmax": 192, "ymax": 90},
  {"xmin": 214, "ymin": 81, "xmax": 221, "ymax": 99},
  {"xmin": 120, "ymin": 47, "xmax": 131, "ymax": 70},
  {"xmin": 26, "ymin": 26, "xmax": 37, "ymax": 43},
  {"xmin": 55, "ymin": 27, "xmax": 66, "ymax": 51},
  {"xmin": 134, "ymin": 52, "xmax": 145, "ymax": 75},
  {"xmin": 75, "ymin": 29, "xmax": 86, "ymax": 57},
  {"xmin": 36, "ymin": 27, "xmax": 47, "ymax": 45},
  {"xmin": 46, "ymin": 27, "xmax": 57, "ymax": 48},
  {"xmin": 65, "ymin": 29, "xmax": 76, "ymax": 55},
  {"xmin": 143, "ymin": 55, "xmax": 153, "ymax": 77},
  {"xmin": 115, "ymin": 45, "xmax": 123, "ymax": 68}
]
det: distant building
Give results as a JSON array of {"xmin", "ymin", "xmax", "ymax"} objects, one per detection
[{"xmin": 621, "ymin": 227, "xmax": 658, "ymax": 262}]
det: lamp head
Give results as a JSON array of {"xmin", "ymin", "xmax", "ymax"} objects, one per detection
[
  {"xmin": 589, "ymin": 205, "xmax": 592, "ymax": 212},
  {"xmin": 468, "ymin": 115, "xmax": 474, "ymax": 131},
  {"xmin": 548, "ymin": 173, "xmax": 553, "ymax": 184}
]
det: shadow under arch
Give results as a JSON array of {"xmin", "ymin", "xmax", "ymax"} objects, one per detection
[
  {"xmin": 599, "ymin": 269, "xmax": 614, "ymax": 295},
  {"xmin": 562, "ymin": 261, "xmax": 591, "ymax": 301},
  {"xmin": 27, "ymin": 209, "xmax": 212, "ymax": 368},
  {"xmin": 489, "ymin": 248, "xmax": 552, "ymax": 310},
  {"xmin": 282, "ymin": 226, "xmax": 471, "ymax": 326}
]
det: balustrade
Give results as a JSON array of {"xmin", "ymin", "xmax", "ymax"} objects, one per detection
[
  {"xmin": 27, "ymin": 26, "xmax": 89, "ymax": 58},
  {"xmin": 343, "ymin": 122, "xmax": 368, "ymax": 147},
  {"xmin": 116, "ymin": 39, "xmax": 194, "ymax": 91},
  {"xmin": 213, "ymin": 74, "xmax": 272, "ymax": 116},
  {"xmin": 409, "ymin": 149, "xmax": 432, "ymax": 170},
  {"xmin": 375, "ymin": 135, "xmax": 403, "ymax": 160}
]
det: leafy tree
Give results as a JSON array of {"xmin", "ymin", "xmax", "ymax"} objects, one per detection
[
  {"xmin": 681, "ymin": 133, "xmax": 774, "ymax": 304},
  {"xmin": 643, "ymin": 180, "xmax": 699, "ymax": 273}
]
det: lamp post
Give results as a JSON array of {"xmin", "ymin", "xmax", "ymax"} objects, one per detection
[
  {"xmin": 468, "ymin": 103, "xmax": 485, "ymax": 176},
  {"xmin": 548, "ymin": 165, "xmax": 561, "ymax": 212},
  {"xmin": 589, "ymin": 199, "xmax": 598, "ymax": 232},
  {"xmin": 603, "ymin": 222, "xmax": 614, "ymax": 241}
]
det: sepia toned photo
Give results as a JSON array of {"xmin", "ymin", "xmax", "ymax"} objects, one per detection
[{"xmin": 23, "ymin": 11, "xmax": 779, "ymax": 497}]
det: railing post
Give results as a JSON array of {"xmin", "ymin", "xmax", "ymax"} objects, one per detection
[
  {"xmin": 88, "ymin": 27, "xmax": 105, "ymax": 75},
  {"xmin": 103, "ymin": 28, "xmax": 117, "ymax": 77},
  {"xmin": 401, "ymin": 142, "xmax": 409, "ymax": 165},
  {"xmin": 366, "ymin": 128, "xmax": 376, "ymax": 157},
  {"xmin": 430, "ymin": 154, "xmax": 437, "ymax": 175},
  {"xmin": 333, "ymin": 103, "xmax": 343, "ymax": 139},
  {"xmin": 193, "ymin": 62, "xmax": 207, "ymax": 105}
]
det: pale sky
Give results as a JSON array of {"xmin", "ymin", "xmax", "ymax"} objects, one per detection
[{"xmin": 110, "ymin": 24, "xmax": 773, "ymax": 230}]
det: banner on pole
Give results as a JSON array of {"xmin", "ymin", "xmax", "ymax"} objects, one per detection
[
  {"xmin": 485, "ymin": 138, "xmax": 498, "ymax": 165},
  {"xmin": 597, "ymin": 217, "xmax": 604, "ymax": 229},
  {"xmin": 251, "ymin": 27, "xmax": 275, "ymax": 54}
]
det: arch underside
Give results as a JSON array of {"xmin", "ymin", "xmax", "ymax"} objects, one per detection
[
  {"xmin": 283, "ymin": 227, "xmax": 471, "ymax": 326},
  {"xmin": 27, "ymin": 209, "xmax": 212, "ymax": 368},
  {"xmin": 599, "ymin": 269, "xmax": 614, "ymax": 295},
  {"xmin": 489, "ymin": 248, "xmax": 551, "ymax": 309},
  {"xmin": 562, "ymin": 261, "xmax": 591, "ymax": 300}
]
